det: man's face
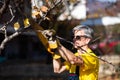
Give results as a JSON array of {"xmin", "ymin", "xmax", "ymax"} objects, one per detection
[{"xmin": 73, "ymin": 30, "xmax": 90, "ymax": 49}]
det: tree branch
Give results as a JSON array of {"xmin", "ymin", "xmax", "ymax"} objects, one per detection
[
  {"xmin": 0, "ymin": 0, "xmax": 10, "ymax": 17},
  {"xmin": 0, "ymin": 4, "xmax": 15, "ymax": 54},
  {"xmin": 0, "ymin": 31, "xmax": 21, "ymax": 53}
]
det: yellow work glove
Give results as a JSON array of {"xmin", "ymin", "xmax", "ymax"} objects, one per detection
[
  {"xmin": 42, "ymin": 29, "xmax": 61, "ymax": 59},
  {"xmin": 42, "ymin": 30, "xmax": 60, "ymax": 51},
  {"xmin": 52, "ymin": 53, "xmax": 61, "ymax": 59},
  {"xmin": 42, "ymin": 29, "xmax": 57, "ymax": 50}
]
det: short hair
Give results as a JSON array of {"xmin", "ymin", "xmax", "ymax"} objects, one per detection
[{"xmin": 72, "ymin": 25, "xmax": 94, "ymax": 38}]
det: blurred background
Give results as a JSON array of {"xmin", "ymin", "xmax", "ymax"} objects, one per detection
[{"xmin": 0, "ymin": 0, "xmax": 120, "ymax": 80}]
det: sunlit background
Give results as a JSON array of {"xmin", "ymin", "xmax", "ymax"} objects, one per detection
[{"xmin": 0, "ymin": 0, "xmax": 120, "ymax": 80}]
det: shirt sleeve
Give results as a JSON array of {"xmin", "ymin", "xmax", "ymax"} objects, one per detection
[{"xmin": 81, "ymin": 53, "xmax": 99, "ymax": 71}]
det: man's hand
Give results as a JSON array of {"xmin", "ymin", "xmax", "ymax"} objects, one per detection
[
  {"xmin": 42, "ymin": 29, "xmax": 58, "ymax": 53},
  {"xmin": 42, "ymin": 29, "xmax": 61, "ymax": 59},
  {"xmin": 42, "ymin": 29, "xmax": 58, "ymax": 48},
  {"xmin": 42, "ymin": 29, "xmax": 56, "ymax": 41},
  {"xmin": 71, "ymin": 56, "xmax": 84, "ymax": 65}
]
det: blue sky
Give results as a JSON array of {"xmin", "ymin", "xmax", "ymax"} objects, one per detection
[{"xmin": 96, "ymin": 0, "xmax": 117, "ymax": 3}]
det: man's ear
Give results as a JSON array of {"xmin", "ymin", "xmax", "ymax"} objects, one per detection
[{"xmin": 86, "ymin": 38, "xmax": 91, "ymax": 44}]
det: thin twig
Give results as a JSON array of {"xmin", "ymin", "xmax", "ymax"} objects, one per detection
[
  {"xmin": 38, "ymin": 0, "xmax": 62, "ymax": 24},
  {"xmin": 0, "ymin": 0, "xmax": 7, "ymax": 15}
]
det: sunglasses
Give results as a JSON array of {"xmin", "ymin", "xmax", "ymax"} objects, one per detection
[{"xmin": 73, "ymin": 35, "xmax": 88, "ymax": 40}]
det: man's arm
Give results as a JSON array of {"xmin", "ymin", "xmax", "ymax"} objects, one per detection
[
  {"xmin": 57, "ymin": 45, "xmax": 83, "ymax": 65},
  {"xmin": 41, "ymin": 29, "xmax": 83, "ymax": 65},
  {"xmin": 53, "ymin": 59, "xmax": 67, "ymax": 73}
]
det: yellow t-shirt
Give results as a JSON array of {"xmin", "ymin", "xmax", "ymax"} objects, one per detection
[{"xmin": 64, "ymin": 48, "xmax": 99, "ymax": 80}]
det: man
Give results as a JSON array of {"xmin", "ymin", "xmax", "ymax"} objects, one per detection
[{"xmin": 45, "ymin": 25, "xmax": 99, "ymax": 80}]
